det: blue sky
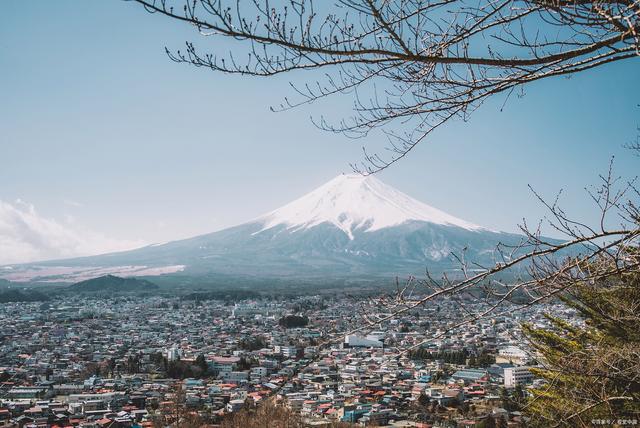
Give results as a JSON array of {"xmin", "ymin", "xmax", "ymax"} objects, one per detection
[{"xmin": 1, "ymin": 1, "xmax": 638, "ymax": 263}]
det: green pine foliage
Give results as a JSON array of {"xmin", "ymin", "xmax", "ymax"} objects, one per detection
[
  {"xmin": 522, "ymin": 269, "xmax": 640, "ymax": 427},
  {"xmin": 278, "ymin": 314, "xmax": 309, "ymax": 328}
]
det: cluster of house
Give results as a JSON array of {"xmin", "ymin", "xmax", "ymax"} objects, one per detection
[{"xmin": 0, "ymin": 293, "xmax": 577, "ymax": 427}]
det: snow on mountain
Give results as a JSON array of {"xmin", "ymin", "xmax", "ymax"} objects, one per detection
[{"xmin": 256, "ymin": 174, "xmax": 485, "ymax": 239}]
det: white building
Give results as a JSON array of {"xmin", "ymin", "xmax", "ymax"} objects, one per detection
[
  {"xmin": 250, "ymin": 366, "xmax": 268, "ymax": 380},
  {"xmin": 366, "ymin": 331, "xmax": 385, "ymax": 341},
  {"xmin": 504, "ymin": 366, "xmax": 534, "ymax": 387},
  {"xmin": 304, "ymin": 346, "xmax": 317, "ymax": 357},
  {"xmin": 344, "ymin": 335, "xmax": 383, "ymax": 348},
  {"xmin": 231, "ymin": 304, "xmax": 264, "ymax": 318},
  {"xmin": 226, "ymin": 399, "xmax": 245, "ymax": 412},
  {"xmin": 219, "ymin": 371, "xmax": 249, "ymax": 382},
  {"xmin": 498, "ymin": 346, "xmax": 528, "ymax": 363},
  {"xmin": 275, "ymin": 345, "xmax": 298, "ymax": 358},
  {"xmin": 166, "ymin": 346, "xmax": 181, "ymax": 362},
  {"xmin": 211, "ymin": 356, "xmax": 239, "ymax": 376}
]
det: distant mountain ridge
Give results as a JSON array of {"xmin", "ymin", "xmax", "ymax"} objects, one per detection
[{"xmin": 1, "ymin": 175, "xmax": 553, "ymax": 284}]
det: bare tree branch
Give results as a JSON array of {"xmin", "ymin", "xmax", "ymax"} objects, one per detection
[{"xmin": 131, "ymin": 0, "xmax": 639, "ymax": 172}]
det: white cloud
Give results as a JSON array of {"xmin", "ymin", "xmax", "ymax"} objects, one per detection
[
  {"xmin": 0, "ymin": 199, "xmax": 146, "ymax": 265},
  {"xmin": 63, "ymin": 199, "xmax": 84, "ymax": 208}
]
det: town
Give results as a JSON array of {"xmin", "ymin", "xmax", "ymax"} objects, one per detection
[{"xmin": 0, "ymin": 292, "xmax": 574, "ymax": 427}]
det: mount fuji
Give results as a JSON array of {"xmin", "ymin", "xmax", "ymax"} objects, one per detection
[
  {"xmin": 257, "ymin": 174, "xmax": 485, "ymax": 239},
  {"xmin": 1, "ymin": 175, "xmax": 529, "ymax": 284}
]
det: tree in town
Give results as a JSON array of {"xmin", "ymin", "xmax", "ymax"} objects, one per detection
[
  {"xmin": 499, "ymin": 388, "xmax": 511, "ymax": 411},
  {"xmin": 521, "ymin": 265, "xmax": 640, "ymax": 427},
  {"xmin": 238, "ymin": 335, "xmax": 268, "ymax": 351},
  {"xmin": 151, "ymin": 382, "xmax": 207, "ymax": 428},
  {"xmin": 278, "ymin": 314, "xmax": 309, "ymax": 328},
  {"xmin": 512, "ymin": 384, "xmax": 525, "ymax": 403},
  {"xmin": 468, "ymin": 354, "xmax": 477, "ymax": 367},
  {"xmin": 80, "ymin": 362, "xmax": 102, "ymax": 379},
  {"xmin": 195, "ymin": 354, "xmax": 209, "ymax": 373},
  {"xmin": 496, "ymin": 415, "xmax": 509, "ymax": 428},
  {"xmin": 107, "ymin": 357, "xmax": 117, "ymax": 378},
  {"xmin": 478, "ymin": 415, "xmax": 497, "ymax": 428},
  {"xmin": 237, "ymin": 356, "xmax": 254, "ymax": 371},
  {"xmin": 126, "ymin": 354, "xmax": 142, "ymax": 374},
  {"xmin": 220, "ymin": 399, "xmax": 352, "ymax": 427},
  {"xmin": 418, "ymin": 392, "xmax": 431, "ymax": 407},
  {"xmin": 476, "ymin": 351, "xmax": 496, "ymax": 368}
]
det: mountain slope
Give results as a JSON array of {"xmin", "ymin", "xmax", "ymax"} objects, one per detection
[
  {"xmin": 68, "ymin": 275, "xmax": 159, "ymax": 293},
  {"xmin": 1, "ymin": 174, "xmax": 542, "ymax": 283}
]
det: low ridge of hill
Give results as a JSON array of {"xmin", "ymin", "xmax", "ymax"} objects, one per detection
[
  {"xmin": 69, "ymin": 275, "xmax": 159, "ymax": 293},
  {"xmin": 0, "ymin": 288, "xmax": 49, "ymax": 303}
]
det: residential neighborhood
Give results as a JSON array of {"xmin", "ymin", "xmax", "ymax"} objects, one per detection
[{"xmin": 0, "ymin": 293, "xmax": 574, "ymax": 427}]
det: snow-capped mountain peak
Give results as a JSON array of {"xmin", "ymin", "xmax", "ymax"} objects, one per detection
[
  {"xmin": 6, "ymin": 174, "xmax": 532, "ymax": 284},
  {"xmin": 256, "ymin": 174, "xmax": 485, "ymax": 239}
]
